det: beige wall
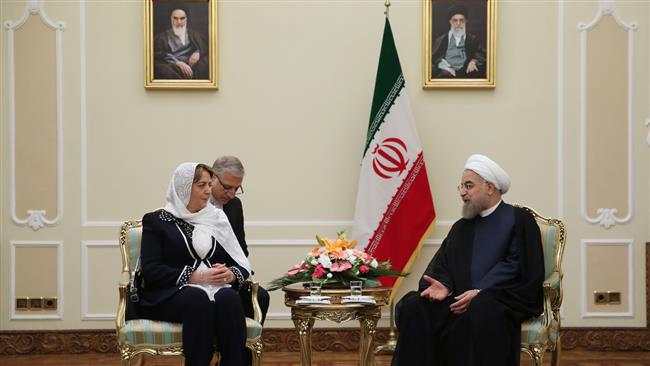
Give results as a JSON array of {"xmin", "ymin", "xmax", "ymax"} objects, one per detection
[{"xmin": 1, "ymin": 0, "xmax": 649, "ymax": 330}]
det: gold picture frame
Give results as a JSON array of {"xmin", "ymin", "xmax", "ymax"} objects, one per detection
[
  {"xmin": 144, "ymin": 0, "xmax": 218, "ymax": 89},
  {"xmin": 423, "ymin": 0, "xmax": 496, "ymax": 88}
]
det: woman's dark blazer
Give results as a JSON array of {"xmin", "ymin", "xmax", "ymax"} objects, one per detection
[{"xmin": 139, "ymin": 209, "xmax": 250, "ymax": 307}]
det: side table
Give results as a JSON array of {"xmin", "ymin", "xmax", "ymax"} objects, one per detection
[{"xmin": 283, "ymin": 284, "xmax": 390, "ymax": 366}]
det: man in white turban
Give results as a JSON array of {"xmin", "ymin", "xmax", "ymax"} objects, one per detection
[{"xmin": 392, "ymin": 154, "xmax": 545, "ymax": 366}]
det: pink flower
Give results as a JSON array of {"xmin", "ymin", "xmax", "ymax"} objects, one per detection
[
  {"xmin": 312, "ymin": 264, "xmax": 326, "ymax": 278},
  {"xmin": 330, "ymin": 261, "xmax": 352, "ymax": 272},
  {"xmin": 359, "ymin": 265, "xmax": 370, "ymax": 273},
  {"xmin": 286, "ymin": 263, "xmax": 305, "ymax": 276}
]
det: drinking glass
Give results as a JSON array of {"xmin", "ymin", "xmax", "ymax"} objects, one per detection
[
  {"xmin": 350, "ymin": 281, "xmax": 363, "ymax": 297},
  {"xmin": 309, "ymin": 281, "xmax": 322, "ymax": 297}
]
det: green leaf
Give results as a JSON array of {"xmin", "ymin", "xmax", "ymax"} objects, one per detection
[{"xmin": 363, "ymin": 278, "xmax": 382, "ymax": 288}]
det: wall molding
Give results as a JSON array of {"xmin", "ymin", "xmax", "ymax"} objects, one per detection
[
  {"xmin": 5, "ymin": 0, "xmax": 64, "ymax": 231},
  {"xmin": 578, "ymin": 0, "xmax": 636, "ymax": 229},
  {"xmin": 248, "ymin": 238, "xmax": 442, "ymax": 247},
  {"xmin": 557, "ymin": 0, "xmax": 565, "ymax": 219},
  {"xmin": 10, "ymin": 241, "xmax": 64, "ymax": 320},
  {"xmin": 81, "ymin": 241, "xmax": 118, "ymax": 321},
  {"xmin": 581, "ymin": 239, "xmax": 634, "ymax": 318}
]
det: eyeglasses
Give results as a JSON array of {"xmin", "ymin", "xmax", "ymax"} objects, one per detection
[
  {"xmin": 215, "ymin": 175, "xmax": 244, "ymax": 196},
  {"xmin": 457, "ymin": 180, "xmax": 487, "ymax": 192}
]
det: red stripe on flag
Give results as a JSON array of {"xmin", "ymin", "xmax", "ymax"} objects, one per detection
[{"xmin": 364, "ymin": 153, "xmax": 436, "ymax": 288}]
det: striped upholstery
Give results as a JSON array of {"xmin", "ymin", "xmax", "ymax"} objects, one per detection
[
  {"xmin": 538, "ymin": 223, "xmax": 557, "ymax": 278},
  {"xmin": 118, "ymin": 317, "xmax": 263, "ymax": 346},
  {"xmin": 516, "ymin": 205, "xmax": 565, "ymax": 366},
  {"xmin": 117, "ymin": 220, "xmax": 264, "ymax": 366},
  {"xmin": 120, "ymin": 319, "xmax": 182, "ymax": 346}
]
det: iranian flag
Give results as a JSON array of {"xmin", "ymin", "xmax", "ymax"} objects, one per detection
[{"xmin": 352, "ymin": 18, "xmax": 436, "ymax": 298}]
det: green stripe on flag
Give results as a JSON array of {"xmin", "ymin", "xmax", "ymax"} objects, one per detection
[{"xmin": 364, "ymin": 18, "xmax": 405, "ymax": 156}]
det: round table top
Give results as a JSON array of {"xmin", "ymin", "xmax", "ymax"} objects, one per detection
[{"xmin": 282, "ymin": 283, "xmax": 390, "ymax": 307}]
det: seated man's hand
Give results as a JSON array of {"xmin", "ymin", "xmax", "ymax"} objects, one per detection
[
  {"xmin": 175, "ymin": 60, "xmax": 194, "ymax": 78},
  {"xmin": 420, "ymin": 275, "xmax": 450, "ymax": 301},
  {"xmin": 449, "ymin": 289, "xmax": 480, "ymax": 315},
  {"xmin": 443, "ymin": 67, "xmax": 457, "ymax": 77},
  {"xmin": 188, "ymin": 51, "xmax": 200, "ymax": 66},
  {"xmin": 466, "ymin": 59, "xmax": 479, "ymax": 74}
]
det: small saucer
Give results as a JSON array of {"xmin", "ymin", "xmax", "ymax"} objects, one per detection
[{"xmin": 341, "ymin": 295, "xmax": 376, "ymax": 304}]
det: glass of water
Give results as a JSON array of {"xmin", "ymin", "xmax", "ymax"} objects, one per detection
[
  {"xmin": 309, "ymin": 281, "xmax": 322, "ymax": 297},
  {"xmin": 350, "ymin": 281, "xmax": 363, "ymax": 297}
]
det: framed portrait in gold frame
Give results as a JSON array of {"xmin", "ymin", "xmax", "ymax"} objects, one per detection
[
  {"xmin": 423, "ymin": 0, "xmax": 496, "ymax": 88},
  {"xmin": 144, "ymin": 0, "xmax": 217, "ymax": 89}
]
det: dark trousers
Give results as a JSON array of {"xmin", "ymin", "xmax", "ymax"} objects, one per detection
[
  {"xmin": 147, "ymin": 286, "xmax": 246, "ymax": 366},
  {"xmin": 391, "ymin": 291, "xmax": 523, "ymax": 366}
]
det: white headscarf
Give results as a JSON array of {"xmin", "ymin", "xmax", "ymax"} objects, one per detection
[
  {"xmin": 163, "ymin": 162, "xmax": 251, "ymax": 274},
  {"xmin": 464, "ymin": 154, "xmax": 511, "ymax": 194}
]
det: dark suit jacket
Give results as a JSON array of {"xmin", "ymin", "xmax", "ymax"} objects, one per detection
[
  {"xmin": 222, "ymin": 197, "xmax": 271, "ymax": 324},
  {"xmin": 139, "ymin": 209, "xmax": 250, "ymax": 307},
  {"xmin": 223, "ymin": 197, "xmax": 248, "ymax": 257}
]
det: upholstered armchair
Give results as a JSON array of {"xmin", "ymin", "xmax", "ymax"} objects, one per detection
[
  {"xmin": 518, "ymin": 205, "xmax": 566, "ymax": 366},
  {"xmin": 116, "ymin": 219, "xmax": 264, "ymax": 366}
]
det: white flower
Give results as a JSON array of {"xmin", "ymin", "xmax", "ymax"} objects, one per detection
[
  {"xmin": 370, "ymin": 259, "xmax": 378, "ymax": 268},
  {"xmin": 318, "ymin": 255, "xmax": 332, "ymax": 269},
  {"xmin": 311, "ymin": 259, "xmax": 318, "ymax": 265},
  {"xmin": 326, "ymin": 273, "xmax": 333, "ymax": 279}
]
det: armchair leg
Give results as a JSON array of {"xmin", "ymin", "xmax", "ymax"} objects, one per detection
[
  {"xmin": 248, "ymin": 339, "xmax": 263, "ymax": 366},
  {"xmin": 551, "ymin": 336, "xmax": 561, "ymax": 366},
  {"xmin": 522, "ymin": 344, "xmax": 545, "ymax": 366}
]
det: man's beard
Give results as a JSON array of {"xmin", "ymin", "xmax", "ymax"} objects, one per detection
[
  {"xmin": 461, "ymin": 192, "xmax": 489, "ymax": 219},
  {"xmin": 451, "ymin": 26, "xmax": 466, "ymax": 41},
  {"xmin": 172, "ymin": 24, "xmax": 188, "ymax": 43}
]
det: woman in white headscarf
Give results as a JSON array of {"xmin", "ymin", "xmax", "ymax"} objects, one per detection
[{"xmin": 137, "ymin": 162, "xmax": 252, "ymax": 366}]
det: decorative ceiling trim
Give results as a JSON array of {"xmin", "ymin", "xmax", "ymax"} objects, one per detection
[
  {"xmin": 5, "ymin": 0, "xmax": 65, "ymax": 231},
  {"xmin": 578, "ymin": 0, "xmax": 636, "ymax": 229}
]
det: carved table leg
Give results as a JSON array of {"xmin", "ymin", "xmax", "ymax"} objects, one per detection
[
  {"xmin": 359, "ymin": 314, "xmax": 379, "ymax": 366},
  {"xmin": 293, "ymin": 316, "xmax": 315, "ymax": 366}
]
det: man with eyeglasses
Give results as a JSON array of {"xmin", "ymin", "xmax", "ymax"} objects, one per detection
[
  {"xmin": 391, "ymin": 154, "xmax": 544, "ymax": 366},
  {"xmin": 211, "ymin": 156, "xmax": 270, "ymax": 366}
]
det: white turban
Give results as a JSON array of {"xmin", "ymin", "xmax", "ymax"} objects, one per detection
[{"xmin": 464, "ymin": 154, "xmax": 511, "ymax": 194}]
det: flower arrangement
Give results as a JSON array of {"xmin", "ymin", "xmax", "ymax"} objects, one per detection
[{"xmin": 267, "ymin": 230, "xmax": 407, "ymax": 291}]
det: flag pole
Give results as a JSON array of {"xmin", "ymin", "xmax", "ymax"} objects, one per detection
[{"xmin": 374, "ymin": 297, "xmax": 397, "ymax": 354}]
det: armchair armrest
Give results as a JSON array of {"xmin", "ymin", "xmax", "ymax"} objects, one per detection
[
  {"xmin": 544, "ymin": 271, "xmax": 560, "ymax": 291},
  {"xmin": 543, "ymin": 271, "xmax": 562, "ymax": 311},
  {"xmin": 116, "ymin": 271, "xmax": 129, "ymax": 330},
  {"xmin": 247, "ymin": 279, "xmax": 263, "ymax": 324}
]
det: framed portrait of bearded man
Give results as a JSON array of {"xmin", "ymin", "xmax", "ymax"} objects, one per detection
[
  {"xmin": 145, "ymin": 0, "xmax": 217, "ymax": 89},
  {"xmin": 423, "ymin": 0, "xmax": 496, "ymax": 88}
]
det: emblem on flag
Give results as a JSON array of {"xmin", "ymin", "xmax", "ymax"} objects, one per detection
[{"xmin": 371, "ymin": 137, "xmax": 409, "ymax": 179}]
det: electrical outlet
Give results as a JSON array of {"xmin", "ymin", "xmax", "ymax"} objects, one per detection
[
  {"xmin": 594, "ymin": 292, "xmax": 609, "ymax": 304},
  {"xmin": 16, "ymin": 297, "xmax": 29, "ymax": 310},
  {"xmin": 43, "ymin": 297, "xmax": 58, "ymax": 310},
  {"xmin": 29, "ymin": 297, "xmax": 44, "ymax": 309},
  {"xmin": 594, "ymin": 291, "xmax": 622, "ymax": 304},
  {"xmin": 608, "ymin": 292, "xmax": 621, "ymax": 304}
]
